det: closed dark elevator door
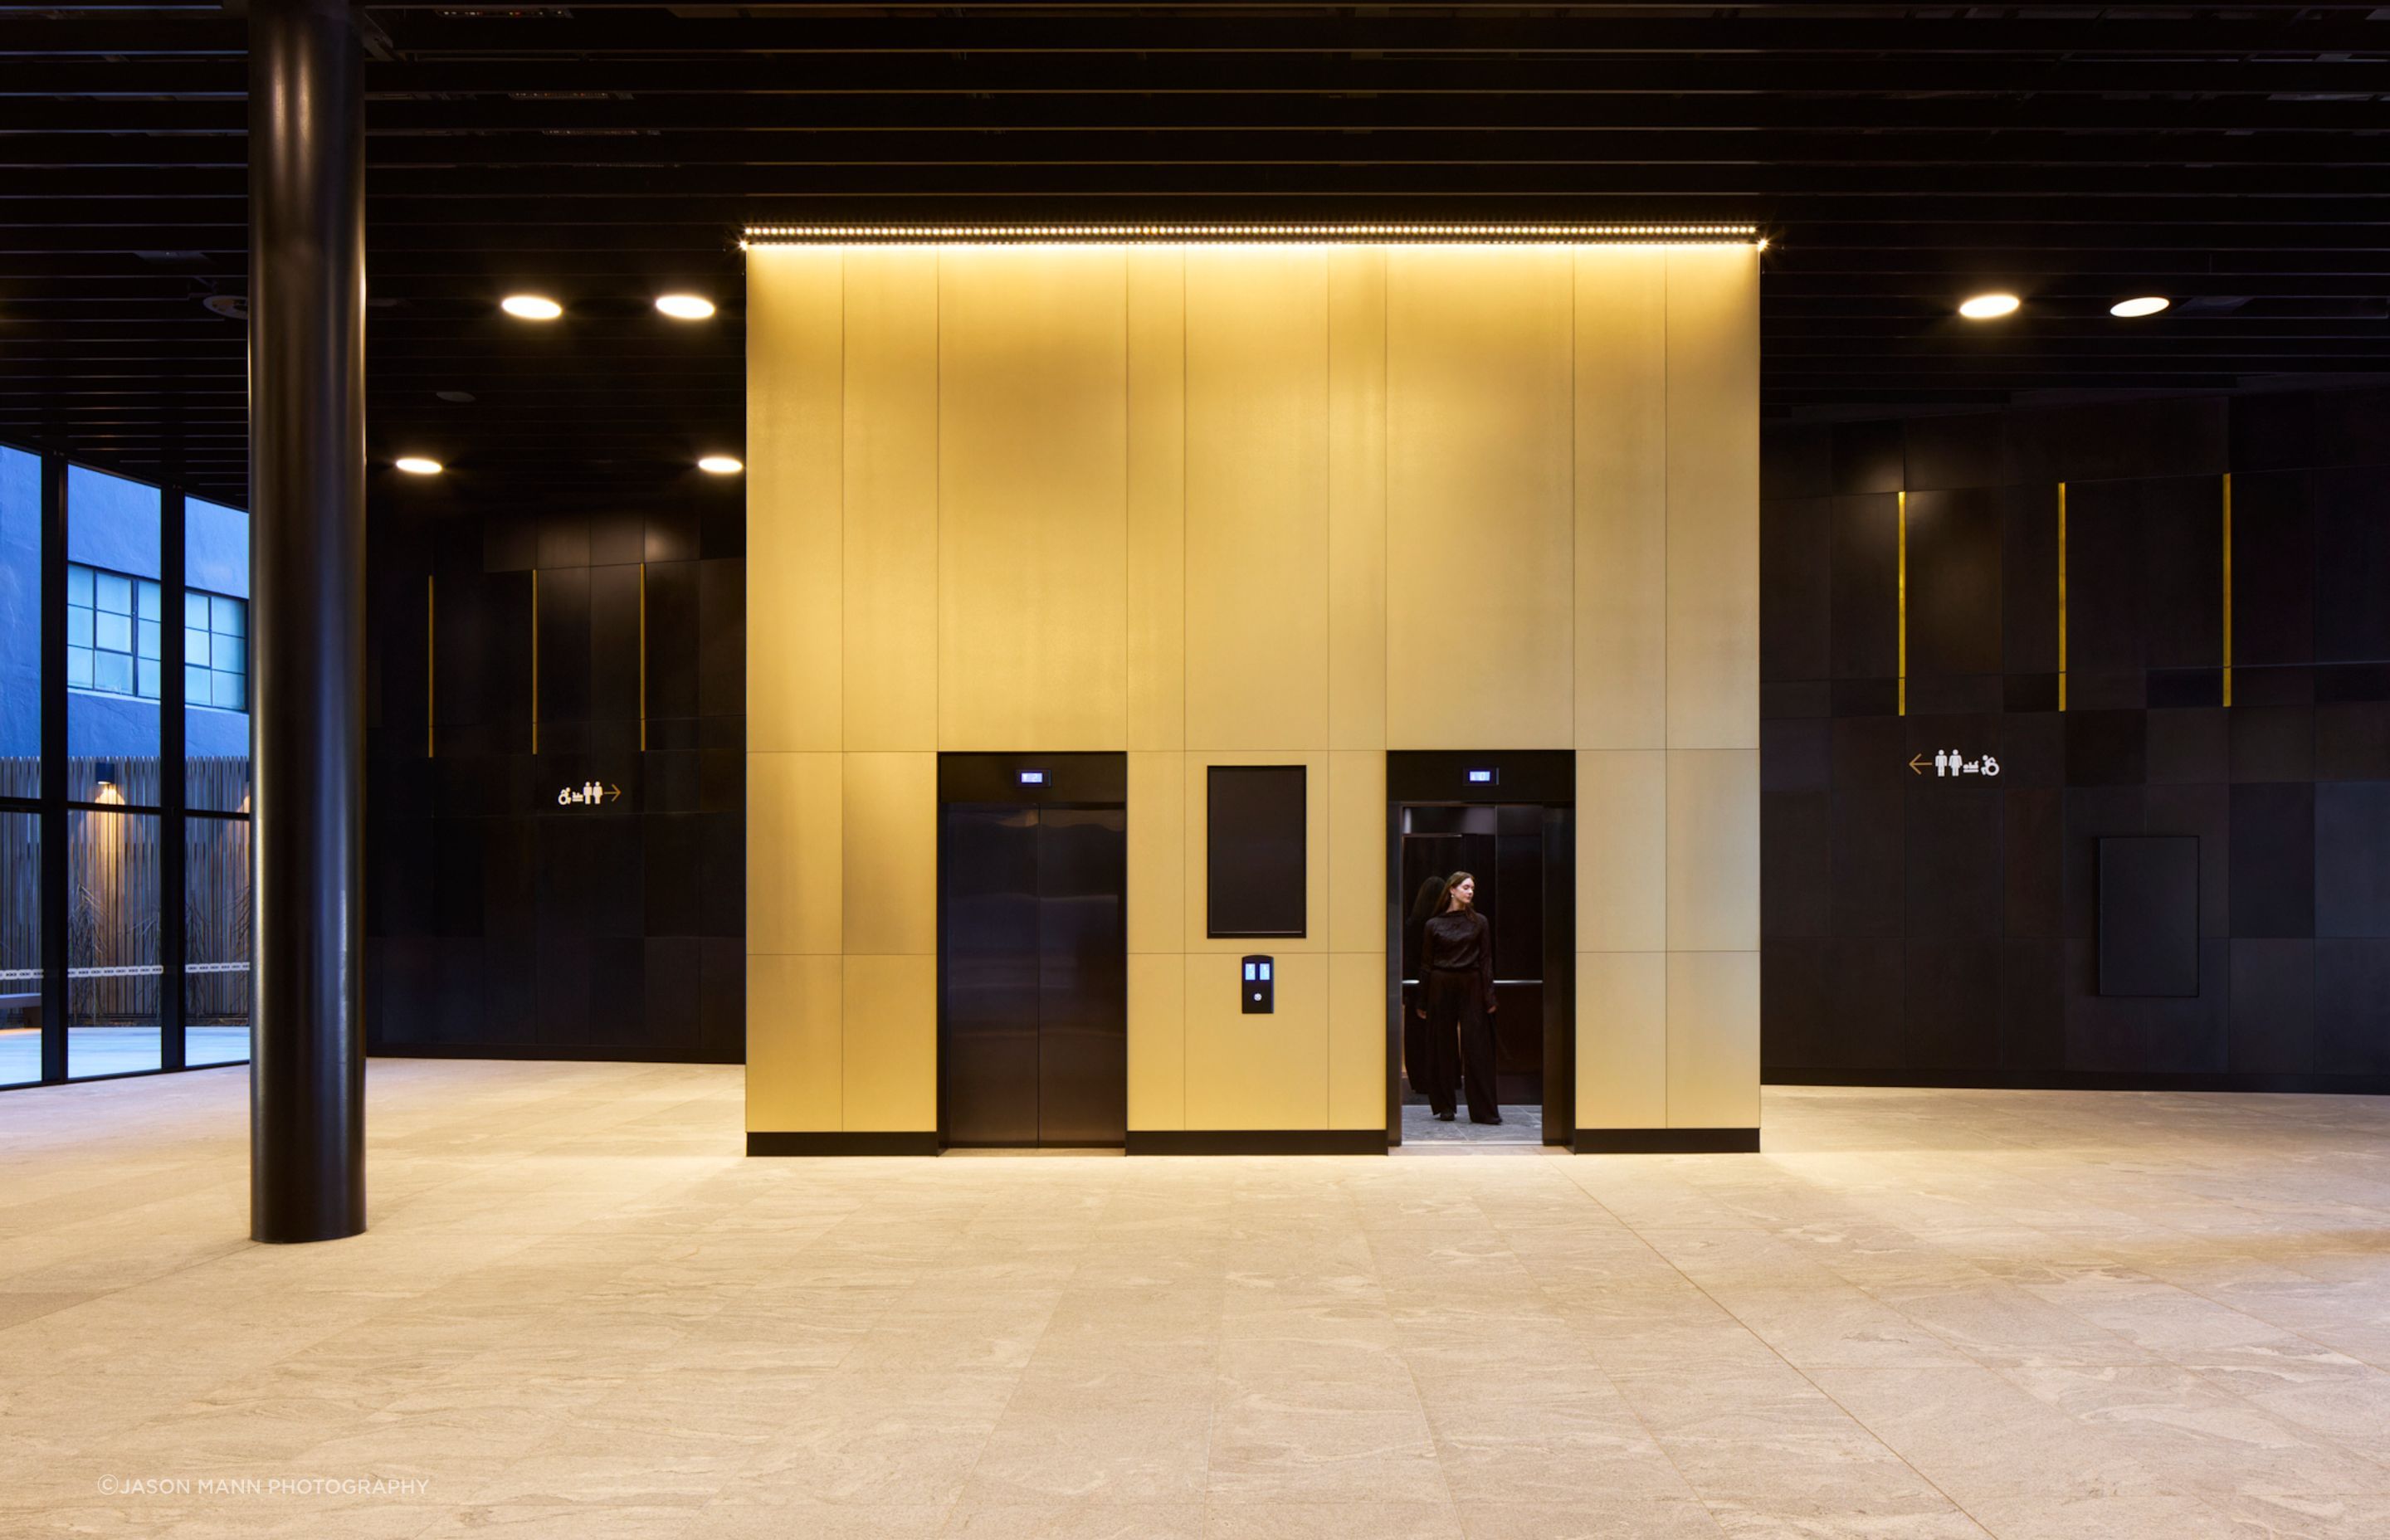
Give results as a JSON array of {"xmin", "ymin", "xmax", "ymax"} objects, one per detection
[{"xmin": 939, "ymin": 755, "xmax": 1127, "ymax": 1148}]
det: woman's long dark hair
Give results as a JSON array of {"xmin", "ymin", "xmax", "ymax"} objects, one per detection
[{"xmin": 1441, "ymin": 870, "xmax": 1478, "ymax": 912}]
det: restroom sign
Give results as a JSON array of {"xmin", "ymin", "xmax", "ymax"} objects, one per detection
[
  {"xmin": 1908, "ymin": 752, "xmax": 1998, "ymax": 778},
  {"xmin": 556, "ymin": 781, "xmax": 623, "ymax": 807}
]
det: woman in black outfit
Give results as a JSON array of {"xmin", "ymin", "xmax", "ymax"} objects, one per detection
[
  {"xmin": 1401, "ymin": 875, "xmax": 1447, "ymax": 1106},
  {"xmin": 1420, "ymin": 870, "xmax": 1500, "ymax": 1124}
]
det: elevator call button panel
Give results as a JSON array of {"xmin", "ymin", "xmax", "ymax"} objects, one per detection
[{"xmin": 1241, "ymin": 956, "xmax": 1274, "ymax": 1014}]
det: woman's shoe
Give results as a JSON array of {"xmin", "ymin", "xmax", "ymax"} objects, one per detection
[
  {"xmin": 1435, "ymin": 1111, "xmax": 1456, "ymax": 1122},
  {"xmin": 1471, "ymin": 1115, "xmax": 1504, "ymax": 1126}
]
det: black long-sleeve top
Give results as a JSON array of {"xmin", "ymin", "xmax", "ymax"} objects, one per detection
[{"xmin": 1422, "ymin": 909, "xmax": 1497, "ymax": 1013}]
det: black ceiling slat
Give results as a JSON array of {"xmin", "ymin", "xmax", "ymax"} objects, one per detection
[{"xmin": 7, "ymin": 5, "xmax": 2388, "ymax": 490}]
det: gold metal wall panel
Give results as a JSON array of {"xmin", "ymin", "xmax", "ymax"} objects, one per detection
[
  {"xmin": 1183, "ymin": 750, "xmax": 1329, "ymax": 955},
  {"xmin": 1665, "ymin": 749, "xmax": 1760, "ymax": 953},
  {"xmin": 841, "ymin": 751, "xmax": 936, "ymax": 957},
  {"xmin": 1578, "ymin": 750, "xmax": 1667, "ymax": 953},
  {"xmin": 841, "ymin": 953, "xmax": 937, "ymax": 1131},
  {"xmin": 1386, "ymin": 246, "xmax": 1575, "ymax": 749},
  {"xmin": 745, "ymin": 953, "xmax": 842, "ymax": 1131},
  {"xmin": 936, "ymin": 246, "xmax": 1130, "ymax": 750},
  {"xmin": 841, "ymin": 247, "xmax": 940, "ymax": 750},
  {"xmin": 1328, "ymin": 951, "xmax": 1388, "ymax": 1129},
  {"xmin": 1327, "ymin": 247, "xmax": 1389, "ymax": 751},
  {"xmin": 1327, "ymin": 749, "xmax": 1386, "ymax": 953},
  {"xmin": 1573, "ymin": 247, "xmax": 1671, "ymax": 751},
  {"xmin": 1666, "ymin": 949, "xmax": 1760, "ymax": 1128},
  {"xmin": 744, "ymin": 239, "xmax": 1761, "ymax": 1144},
  {"xmin": 1183, "ymin": 951, "xmax": 1328, "ymax": 1129},
  {"xmin": 1575, "ymin": 951, "xmax": 1666, "ymax": 1128},
  {"xmin": 747, "ymin": 751, "xmax": 844, "ymax": 956},
  {"xmin": 1127, "ymin": 750, "xmax": 1185, "ymax": 954},
  {"xmin": 1663, "ymin": 247, "xmax": 1762, "ymax": 751},
  {"xmin": 1183, "ymin": 247, "xmax": 1330, "ymax": 751},
  {"xmin": 1126, "ymin": 952, "xmax": 1186, "ymax": 1131},
  {"xmin": 746, "ymin": 246, "xmax": 845, "ymax": 752},
  {"xmin": 1128, "ymin": 247, "xmax": 1189, "ymax": 752}
]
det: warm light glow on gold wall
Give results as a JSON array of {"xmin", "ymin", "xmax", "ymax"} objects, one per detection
[
  {"xmin": 744, "ymin": 222, "xmax": 1760, "ymax": 247},
  {"xmin": 745, "ymin": 238, "xmax": 1761, "ymax": 1144}
]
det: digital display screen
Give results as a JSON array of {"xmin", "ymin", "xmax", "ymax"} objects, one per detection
[
  {"xmin": 1018, "ymin": 770, "xmax": 1046, "ymax": 786},
  {"xmin": 1466, "ymin": 768, "xmax": 1495, "ymax": 784},
  {"xmin": 1243, "ymin": 962, "xmax": 1256, "ymax": 981}
]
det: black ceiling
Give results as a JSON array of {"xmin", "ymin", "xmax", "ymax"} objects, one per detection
[{"xmin": 5, "ymin": 2, "xmax": 2388, "ymax": 504}]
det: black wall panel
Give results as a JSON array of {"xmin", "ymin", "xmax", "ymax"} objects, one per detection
[
  {"xmin": 2230, "ymin": 783, "xmax": 2315, "ymax": 939},
  {"xmin": 1905, "ymin": 489, "xmax": 2002, "ymax": 680},
  {"xmin": 2098, "ymin": 836, "xmax": 2201, "ymax": 997},
  {"xmin": 1762, "ymin": 387, "xmax": 2390, "ymax": 1089},
  {"xmin": 2313, "ymin": 468, "xmax": 2390, "ymax": 665},
  {"xmin": 1830, "ymin": 495, "xmax": 1901, "ymax": 680},
  {"xmin": 1761, "ymin": 497, "xmax": 1832, "ymax": 683},
  {"xmin": 366, "ymin": 482, "xmax": 748, "ymax": 1064},
  {"xmin": 2315, "ymin": 782, "xmax": 2390, "ymax": 938}
]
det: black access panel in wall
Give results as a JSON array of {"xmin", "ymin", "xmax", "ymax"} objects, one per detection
[
  {"xmin": 1207, "ymin": 765, "xmax": 1306, "ymax": 938},
  {"xmin": 2098, "ymin": 836, "xmax": 2202, "ymax": 997}
]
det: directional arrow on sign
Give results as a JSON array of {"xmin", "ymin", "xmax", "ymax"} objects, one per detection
[
  {"xmin": 607, "ymin": 783, "xmax": 622, "ymax": 801},
  {"xmin": 1908, "ymin": 753, "xmax": 1931, "ymax": 775}
]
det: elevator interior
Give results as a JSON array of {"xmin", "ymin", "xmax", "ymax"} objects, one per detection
[
  {"xmin": 1387, "ymin": 751, "xmax": 1575, "ymax": 1147},
  {"xmin": 938, "ymin": 753, "xmax": 1128, "ymax": 1148}
]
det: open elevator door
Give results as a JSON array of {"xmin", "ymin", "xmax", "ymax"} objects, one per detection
[
  {"xmin": 939, "ymin": 753, "xmax": 1127, "ymax": 1149},
  {"xmin": 1386, "ymin": 752, "xmax": 1575, "ymax": 1148}
]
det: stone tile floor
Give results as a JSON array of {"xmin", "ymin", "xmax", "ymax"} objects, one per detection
[{"xmin": 2, "ymin": 1060, "xmax": 2387, "ymax": 1538}]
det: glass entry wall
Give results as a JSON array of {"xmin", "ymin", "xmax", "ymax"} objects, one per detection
[
  {"xmin": 183, "ymin": 497, "xmax": 251, "ymax": 1067},
  {"xmin": 0, "ymin": 447, "xmax": 40, "ymax": 1087},
  {"xmin": 65, "ymin": 466, "xmax": 163, "ymax": 1078},
  {"xmin": 1387, "ymin": 751, "xmax": 1575, "ymax": 1148},
  {"xmin": 0, "ymin": 444, "xmax": 252, "ymax": 1092}
]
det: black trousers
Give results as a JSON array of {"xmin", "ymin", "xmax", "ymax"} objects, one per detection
[{"xmin": 1424, "ymin": 969, "xmax": 1500, "ymax": 1123}]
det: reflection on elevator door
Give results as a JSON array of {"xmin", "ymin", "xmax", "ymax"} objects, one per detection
[{"xmin": 940, "ymin": 802, "xmax": 1127, "ymax": 1148}]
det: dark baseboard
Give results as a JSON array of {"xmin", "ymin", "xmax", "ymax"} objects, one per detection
[
  {"xmin": 1763, "ymin": 1069, "xmax": 2390, "ymax": 1096},
  {"xmin": 1574, "ymin": 1128, "xmax": 1761, "ymax": 1154},
  {"xmin": 373, "ymin": 1041, "xmax": 744, "ymax": 1066},
  {"xmin": 747, "ymin": 1131, "xmax": 940, "ymax": 1157},
  {"xmin": 1127, "ymin": 1129, "xmax": 1387, "ymax": 1156}
]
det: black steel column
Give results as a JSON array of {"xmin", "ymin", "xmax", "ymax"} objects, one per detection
[
  {"xmin": 38, "ymin": 454, "xmax": 67, "ymax": 1085},
  {"xmin": 249, "ymin": 0, "xmax": 365, "ymax": 1242},
  {"xmin": 160, "ymin": 487, "xmax": 187, "ymax": 1072}
]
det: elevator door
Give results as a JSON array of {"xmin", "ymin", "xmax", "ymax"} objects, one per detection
[{"xmin": 941, "ymin": 803, "xmax": 1127, "ymax": 1147}]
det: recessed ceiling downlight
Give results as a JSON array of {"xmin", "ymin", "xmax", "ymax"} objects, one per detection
[
  {"xmin": 656, "ymin": 294, "xmax": 716, "ymax": 320},
  {"xmin": 394, "ymin": 456, "xmax": 443, "ymax": 475},
  {"xmin": 698, "ymin": 455, "xmax": 744, "ymax": 475},
  {"xmin": 500, "ymin": 295, "xmax": 563, "ymax": 320},
  {"xmin": 2110, "ymin": 296, "xmax": 2171, "ymax": 319},
  {"xmin": 1958, "ymin": 293, "xmax": 2022, "ymax": 320}
]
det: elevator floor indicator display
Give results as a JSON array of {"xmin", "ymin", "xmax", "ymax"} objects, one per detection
[{"xmin": 1242, "ymin": 956, "xmax": 1274, "ymax": 1014}]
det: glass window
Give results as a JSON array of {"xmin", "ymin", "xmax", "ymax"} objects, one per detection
[
  {"xmin": 67, "ymin": 559, "xmax": 169, "ymax": 704},
  {"xmin": 67, "ymin": 808, "xmax": 160, "ymax": 1079},
  {"xmin": 194, "ymin": 589, "xmax": 247, "ymax": 714},
  {"xmin": 183, "ymin": 813, "xmax": 249, "ymax": 1067},
  {"xmin": 1, "ymin": 446, "xmax": 40, "ymax": 1084},
  {"xmin": 185, "ymin": 497, "xmax": 249, "ymax": 816}
]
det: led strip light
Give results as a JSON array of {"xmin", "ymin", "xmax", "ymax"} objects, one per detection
[{"xmin": 743, "ymin": 222, "xmax": 1762, "ymax": 246}]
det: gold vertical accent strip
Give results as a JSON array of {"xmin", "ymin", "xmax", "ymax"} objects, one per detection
[
  {"xmin": 2222, "ymin": 472, "xmax": 2233, "ymax": 708},
  {"xmin": 638, "ymin": 561, "xmax": 648, "ymax": 750},
  {"xmin": 530, "ymin": 568, "xmax": 539, "ymax": 754},
  {"xmin": 426, "ymin": 573, "xmax": 436, "ymax": 758},
  {"xmin": 1896, "ymin": 489, "xmax": 1907, "ymax": 716},
  {"xmin": 2056, "ymin": 482, "xmax": 2068, "ymax": 713}
]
